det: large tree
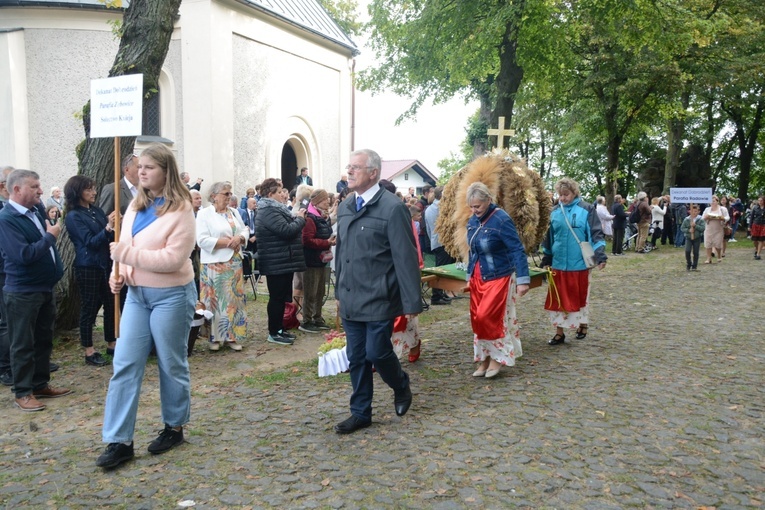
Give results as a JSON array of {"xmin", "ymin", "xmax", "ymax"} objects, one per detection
[{"xmin": 56, "ymin": 0, "xmax": 182, "ymax": 328}]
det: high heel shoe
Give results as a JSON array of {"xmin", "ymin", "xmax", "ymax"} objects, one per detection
[
  {"xmin": 575, "ymin": 325, "xmax": 588, "ymax": 339},
  {"xmin": 408, "ymin": 344, "xmax": 421, "ymax": 363}
]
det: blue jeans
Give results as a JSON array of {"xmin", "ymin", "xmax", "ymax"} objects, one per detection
[
  {"xmin": 102, "ymin": 282, "xmax": 195, "ymax": 443},
  {"xmin": 342, "ymin": 318, "xmax": 408, "ymax": 421}
]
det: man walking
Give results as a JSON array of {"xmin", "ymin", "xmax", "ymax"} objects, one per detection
[
  {"xmin": 334, "ymin": 149, "xmax": 422, "ymax": 434},
  {"xmin": 0, "ymin": 170, "xmax": 70, "ymax": 412}
]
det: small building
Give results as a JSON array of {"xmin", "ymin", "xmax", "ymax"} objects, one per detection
[
  {"xmin": 381, "ymin": 159, "xmax": 437, "ymax": 197},
  {"xmin": 0, "ymin": 0, "xmax": 357, "ymax": 194}
]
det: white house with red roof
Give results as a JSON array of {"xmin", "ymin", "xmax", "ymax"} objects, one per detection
[{"xmin": 380, "ymin": 159, "xmax": 437, "ymax": 196}]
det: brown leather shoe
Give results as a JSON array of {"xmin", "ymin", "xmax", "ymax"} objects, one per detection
[
  {"xmin": 15, "ymin": 395, "xmax": 46, "ymax": 412},
  {"xmin": 33, "ymin": 386, "xmax": 73, "ymax": 398}
]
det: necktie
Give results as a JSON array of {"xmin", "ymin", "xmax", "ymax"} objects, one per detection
[{"xmin": 356, "ymin": 196, "xmax": 364, "ymax": 212}]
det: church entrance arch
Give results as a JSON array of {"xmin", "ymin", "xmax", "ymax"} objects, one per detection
[{"xmin": 267, "ymin": 116, "xmax": 318, "ymax": 191}]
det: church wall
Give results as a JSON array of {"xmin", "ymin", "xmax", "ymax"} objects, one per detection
[
  {"xmin": 22, "ymin": 27, "xmax": 118, "ymax": 191},
  {"xmin": 231, "ymin": 33, "xmax": 343, "ymax": 193}
]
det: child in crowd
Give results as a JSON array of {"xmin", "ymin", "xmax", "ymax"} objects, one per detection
[
  {"xmin": 680, "ymin": 204, "xmax": 706, "ymax": 271},
  {"xmin": 188, "ymin": 301, "xmax": 214, "ymax": 356}
]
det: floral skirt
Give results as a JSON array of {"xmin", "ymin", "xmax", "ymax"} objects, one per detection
[
  {"xmin": 469, "ymin": 266, "xmax": 521, "ymax": 367},
  {"xmin": 545, "ymin": 269, "xmax": 591, "ymax": 330},
  {"xmin": 200, "ymin": 254, "xmax": 247, "ymax": 344},
  {"xmin": 391, "ymin": 315, "xmax": 420, "ymax": 359}
]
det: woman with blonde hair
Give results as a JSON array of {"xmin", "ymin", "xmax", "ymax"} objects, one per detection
[
  {"xmin": 196, "ymin": 181, "xmax": 250, "ymax": 351},
  {"xmin": 97, "ymin": 143, "xmax": 196, "ymax": 469},
  {"xmin": 541, "ymin": 178, "xmax": 607, "ymax": 345}
]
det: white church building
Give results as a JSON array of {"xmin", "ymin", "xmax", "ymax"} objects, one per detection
[{"xmin": 0, "ymin": 0, "xmax": 358, "ymax": 195}]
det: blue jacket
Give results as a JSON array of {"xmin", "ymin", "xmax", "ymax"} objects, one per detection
[
  {"xmin": 467, "ymin": 204, "xmax": 530, "ymax": 285},
  {"xmin": 0, "ymin": 204, "xmax": 64, "ymax": 292},
  {"xmin": 542, "ymin": 197, "xmax": 607, "ymax": 270},
  {"xmin": 64, "ymin": 204, "xmax": 113, "ymax": 270}
]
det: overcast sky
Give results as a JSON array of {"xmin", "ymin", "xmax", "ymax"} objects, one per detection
[{"xmin": 350, "ymin": 3, "xmax": 479, "ymax": 178}]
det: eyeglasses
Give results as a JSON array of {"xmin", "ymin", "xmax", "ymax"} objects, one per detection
[
  {"xmin": 345, "ymin": 164, "xmax": 373, "ymax": 172},
  {"xmin": 218, "ymin": 192, "xmax": 232, "ymax": 197}
]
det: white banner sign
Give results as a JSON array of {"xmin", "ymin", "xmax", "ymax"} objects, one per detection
[
  {"xmin": 670, "ymin": 187, "xmax": 713, "ymax": 204},
  {"xmin": 90, "ymin": 74, "xmax": 143, "ymax": 138}
]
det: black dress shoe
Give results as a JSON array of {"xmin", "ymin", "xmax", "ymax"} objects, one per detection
[
  {"xmin": 85, "ymin": 352, "xmax": 109, "ymax": 367},
  {"xmin": 431, "ymin": 298, "xmax": 452, "ymax": 306},
  {"xmin": 49, "ymin": 362, "xmax": 59, "ymax": 373},
  {"xmin": 334, "ymin": 415, "xmax": 371, "ymax": 434},
  {"xmin": 0, "ymin": 370, "xmax": 12, "ymax": 387},
  {"xmin": 394, "ymin": 385, "xmax": 412, "ymax": 417}
]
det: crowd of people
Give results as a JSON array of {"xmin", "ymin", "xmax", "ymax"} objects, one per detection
[{"xmin": 2, "ymin": 147, "xmax": 763, "ymax": 469}]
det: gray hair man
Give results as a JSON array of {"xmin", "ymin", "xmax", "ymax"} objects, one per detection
[{"xmin": 333, "ymin": 149, "xmax": 423, "ymax": 434}]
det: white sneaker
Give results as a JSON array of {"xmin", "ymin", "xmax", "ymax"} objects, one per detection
[
  {"xmin": 729, "ymin": 238, "xmax": 737, "ymax": 242},
  {"xmin": 208, "ymin": 341, "xmax": 221, "ymax": 351}
]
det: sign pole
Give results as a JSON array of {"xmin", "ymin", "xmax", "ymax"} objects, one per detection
[{"xmin": 113, "ymin": 137, "xmax": 121, "ymax": 338}]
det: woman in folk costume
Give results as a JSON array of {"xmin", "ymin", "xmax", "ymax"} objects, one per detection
[
  {"xmin": 541, "ymin": 178, "xmax": 607, "ymax": 346},
  {"xmin": 376, "ymin": 179, "xmax": 424, "ymax": 363},
  {"xmin": 466, "ymin": 182, "xmax": 530, "ymax": 379}
]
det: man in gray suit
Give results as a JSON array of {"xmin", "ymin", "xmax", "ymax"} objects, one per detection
[
  {"xmin": 333, "ymin": 149, "xmax": 423, "ymax": 434},
  {"xmin": 98, "ymin": 154, "xmax": 138, "ymax": 216}
]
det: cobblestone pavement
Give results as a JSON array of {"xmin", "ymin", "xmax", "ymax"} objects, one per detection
[{"xmin": 1, "ymin": 244, "xmax": 763, "ymax": 509}]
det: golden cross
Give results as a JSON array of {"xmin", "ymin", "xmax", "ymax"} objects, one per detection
[{"xmin": 486, "ymin": 116, "xmax": 515, "ymax": 149}]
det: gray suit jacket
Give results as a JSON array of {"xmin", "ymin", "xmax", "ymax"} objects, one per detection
[
  {"xmin": 98, "ymin": 179, "xmax": 134, "ymax": 215},
  {"xmin": 335, "ymin": 187, "xmax": 423, "ymax": 321}
]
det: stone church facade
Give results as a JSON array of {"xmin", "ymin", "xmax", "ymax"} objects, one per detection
[{"xmin": 0, "ymin": 0, "xmax": 357, "ymax": 194}]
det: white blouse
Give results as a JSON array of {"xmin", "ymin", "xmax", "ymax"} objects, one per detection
[{"xmin": 196, "ymin": 205, "xmax": 249, "ymax": 264}]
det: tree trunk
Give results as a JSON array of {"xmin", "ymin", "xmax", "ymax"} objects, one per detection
[
  {"xmin": 491, "ymin": 0, "xmax": 525, "ymax": 148},
  {"xmin": 603, "ymin": 102, "xmax": 621, "ymax": 206},
  {"xmin": 663, "ymin": 88, "xmax": 690, "ymax": 195},
  {"xmin": 473, "ymin": 88, "xmax": 493, "ymax": 159},
  {"xmin": 56, "ymin": 0, "xmax": 182, "ymax": 329},
  {"xmin": 734, "ymin": 95, "xmax": 764, "ymax": 205}
]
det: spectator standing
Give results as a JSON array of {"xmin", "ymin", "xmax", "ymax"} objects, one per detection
[
  {"xmin": 749, "ymin": 196, "xmax": 765, "ymax": 260},
  {"xmin": 671, "ymin": 201, "xmax": 688, "ymax": 247},
  {"xmin": 596, "ymin": 196, "xmax": 614, "ymax": 239},
  {"xmin": 336, "ymin": 175, "xmax": 348, "ymax": 194},
  {"xmin": 181, "ymin": 172, "xmax": 202, "ymax": 191},
  {"xmin": 196, "ymin": 181, "xmax": 249, "ymax": 351},
  {"xmin": 0, "ymin": 169, "xmax": 70, "ymax": 412},
  {"xmin": 0, "ymin": 166, "xmax": 13, "ymax": 387},
  {"xmin": 255, "ymin": 178, "xmax": 306, "ymax": 345},
  {"xmin": 635, "ymin": 192, "xmax": 652, "ymax": 253},
  {"xmin": 96, "ymin": 143, "xmax": 196, "ymax": 469},
  {"xmin": 297, "ymin": 167, "xmax": 313, "ymax": 186},
  {"xmin": 63, "ymin": 175, "xmax": 117, "ymax": 366},
  {"xmin": 99, "ymin": 153, "xmax": 139, "ymax": 216},
  {"xmin": 240, "ymin": 197, "xmax": 258, "ymax": 253},
  {"xmin": 610, "ymin": 194, "xmax": 627, "ymax": 255},
  {"xmin": 649, "ymin": 197, "xmax": 667, "ymax": 248},
  {"xmin": 424, "ymin": 186, "xmax": 455, "ymax": 305},
  {"xmin": 660, "ymin": 195, "xmax": 674, "ymax": 246},
  {"xmin": 299, "ymin": 189, "xmax": 336, "ymax": 333},
  {"xmin": 729, "ymin": 198, "xmax": 744, "ymax": 241},
  {"xmin": 45, "ymin": 186, "xmax": 64, "ymax": 211}
]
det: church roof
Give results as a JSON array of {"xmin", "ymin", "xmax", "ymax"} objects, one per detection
[
  {"xmin": 0, "ymin": 0, "xmax": 358, "ymax": 54},
  {"xmin": 381, "ymin": 160, "xmax": 437, "ymax": 186}
]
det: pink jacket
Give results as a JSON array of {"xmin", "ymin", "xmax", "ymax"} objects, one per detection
[{"xmin": 111, "ymin": 201, "xmax": 195, "ymax": 288}]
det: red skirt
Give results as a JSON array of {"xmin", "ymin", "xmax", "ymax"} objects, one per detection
[
  {"xmin": 469, "ymin": 264, "xmax": 510, "ymax": 340},
  {"xmin": 544, "ymin": 269, "xmax": 589, "ymax": 313}
]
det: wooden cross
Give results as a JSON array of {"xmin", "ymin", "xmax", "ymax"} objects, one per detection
[{"xmin": 486, "ymin": 116, "xmax": 515, "ymax": 149}]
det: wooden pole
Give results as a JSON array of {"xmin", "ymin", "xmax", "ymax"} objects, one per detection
[{"xmin": 113, "ymin": 137, "xmax": 121, "ymax": 338}]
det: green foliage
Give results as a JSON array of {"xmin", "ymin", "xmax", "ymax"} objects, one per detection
[{"xmin": 316, "ymin": 0, "xmax": 363, "ymax": 37}]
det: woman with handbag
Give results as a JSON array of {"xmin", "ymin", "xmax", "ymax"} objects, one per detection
[
  {"xmin": 466, "ymin": 182, "xmax": 530, "ymax": 379},
  {"xmin": 299, "ymin": 188, "xmax": 336, "ymax": 333},
  {"xmin": 541, "ymin": 178, "xmax": 607, "ymax": 346}
]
